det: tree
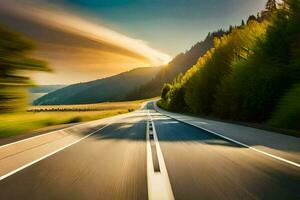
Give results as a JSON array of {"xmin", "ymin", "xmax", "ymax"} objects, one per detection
[
  {"xmin": 257, "ymin": 12, "xmax": 263, "ymax": 22},
  {"xmin": 0, "ymin": 26, "xmax": 50, "ymax": 112},
  {"xmin": 161, "ymin": 83, "xmax": 171, "ymax": 100},
  {"xmin": 241, "ymin": 20, "xmax": 245, "ymax": 26},
  {"xmin": 266, "ymin": 0, "xmax": 277, "ymax": 12},
  {"xmin": 247, "ymin": 15, "xmax": 257, "ymax": 24}
]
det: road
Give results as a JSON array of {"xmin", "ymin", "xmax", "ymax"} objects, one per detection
[{"xmin": 0, "ymin": 102, "xmax": 299, "ymax": 200}]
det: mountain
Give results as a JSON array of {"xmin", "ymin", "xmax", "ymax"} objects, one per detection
[
  {"xmin": 126, "ymin": 30, "xmax": 226, "ymax": 100},
  {"xmin": 34, "ymin": 67, "xmax": 161, "ymax": 105},
  {"xmin": 29, "ymin": 85, "xmax": 66, "ymax": 94},
  {"xmin": 29, "ymin": 85, "xmax": 66, "ymax": 103}
]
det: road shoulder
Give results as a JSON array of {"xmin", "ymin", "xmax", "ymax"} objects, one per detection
[
  {"xmin": 154, "ymin": 102, "xmax": 300, "ymax": 165},
  {"xmin": 0, "ymin": 112, "xmax": 134, "ymax": 180},
  {"xmin": 0, "ymin": 123, "xmax": 78, "ymax": 146}
]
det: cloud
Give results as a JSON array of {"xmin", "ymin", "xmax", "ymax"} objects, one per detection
[{"xmin": 0, "ymin": 0, "xmax": 171, "ymax": 84}]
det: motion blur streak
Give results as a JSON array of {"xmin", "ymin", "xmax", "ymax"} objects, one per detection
[{"xmin": 0, "ymin": 0, "xmax": 171, "ymax": 66}]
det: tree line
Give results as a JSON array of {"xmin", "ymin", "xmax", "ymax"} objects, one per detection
[{"xmin": 159, "ymin": 0, "xmax": 300, "ymax": 131}]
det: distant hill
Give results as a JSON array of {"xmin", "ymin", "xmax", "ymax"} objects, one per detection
[
  {"xmin": 126, "ymin": 30, "xmax": 226, "ymax": 99},
  {"xmin": 29, "ymin": 85, "xmax": 66, "ymax": 94},
  {"xmin": 29, "ymin": 85, "xmax": 66, "ymax": 103},
  {"xmin": 33, "ymin": 67, "xmax": 161, "ymax": 105}
]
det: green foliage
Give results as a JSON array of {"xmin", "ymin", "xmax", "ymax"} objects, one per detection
[
  {"xmin": 214, "ymin": 60, "xmax": 287, "ymax": 121},
  {"xmin": 161, "ymin": 0, "xmax": 300, "ymax": 131},
  {"xmin": 214, "ymin": 0, "xmax": 300, "ymax": 122},
  {"xmin": 184, "ymin": 20, "xmax": 268, "ymax": 115},
  {"xmin": 161, "ymin": 83, "xmax": 171, "ymax": 100},
  {"xmin": 166, "ymin": 84, "xmax": 186, "ymax": 112},
  {"xmin": 268, "ymin": 83, "xmax": 300, "ymax": 130},
  {"xmin": 159, "ymin": 83, "xmax": 186, "ymax": 112},
  {"xmin": 0, "ymin": 26, "xmax": 49, "ymax": 112}
]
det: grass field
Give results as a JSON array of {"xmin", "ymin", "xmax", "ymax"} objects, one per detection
[{"xmin": 0, "ymin": 99, "xmax": 149, "ymax": 138}]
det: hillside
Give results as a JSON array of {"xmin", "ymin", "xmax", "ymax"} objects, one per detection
[
  {"xmin": 34, "ymin": 67, "xmax": 160, "ymax": 105},
  {"xmin": 126, "ymin": 30, "xmax": 225, "ymax": 100},
  {"xmin": 29, "ymin": 85, "xmax": 66, "ymax": 104},
  {"xmin": 159, "ymin": 1, "xmax": 300, "ymax": 130},
  {"xmin": 29, "ymin": 85, "xmax": 66, "ymax": 94}
]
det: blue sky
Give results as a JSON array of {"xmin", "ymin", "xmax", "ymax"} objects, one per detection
[{"xmin": 59, "ymin": 0, "xmax": 266, "ymax": 55}]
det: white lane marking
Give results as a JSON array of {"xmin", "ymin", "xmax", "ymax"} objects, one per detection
[
  {"xmin": 153, "ymin": 104, "xmax": 300, "ymax": 168},
  {"xmin": 147, "ymin": 110, "xmax": 175, "ymax": 200},
  {"xmin": 0, "ymin": 122, "xmax": 113, "ymax": 181}
]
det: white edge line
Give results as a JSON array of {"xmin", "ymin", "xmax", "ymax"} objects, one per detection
[
  {"xmin": 154, "ymin": 103, "xmax": 300, "ymax": 168},
  {"xmin": 147, "ymin": 110, "xmax": 175, "ymax": 200},
  {"xmin": 0, "ymin": 122, "xmax": 113, "ymax": 181}
]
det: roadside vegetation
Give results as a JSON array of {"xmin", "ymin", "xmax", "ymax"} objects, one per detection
[
  {"xmin": 27, "ymin": 100, "xmax": 143, "ymax": 112},
  {"xmin": 0, "ymin": 100, "xmax": 146, "ymax": 138},
  {"xmin": 159, "ymin": 0, "xmax": 300, "ymax": 132}
]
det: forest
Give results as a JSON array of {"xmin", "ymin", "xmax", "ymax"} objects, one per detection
[{"xmin": 158, "ymin": 0, "xmax": 300, "ymax": 131}]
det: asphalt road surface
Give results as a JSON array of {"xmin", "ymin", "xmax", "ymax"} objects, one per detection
[{"xmin": 0, "ymin": 102, "xmax": 299, "ymax": 200}]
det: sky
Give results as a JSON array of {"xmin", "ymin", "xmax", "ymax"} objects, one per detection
[
  {"xmin": 0, "ymin": 0, "xmax": 266, "ymax": 85},
  {"xmin": 61, "ymin": 0, "xmax": 266, "ymax": 54}
]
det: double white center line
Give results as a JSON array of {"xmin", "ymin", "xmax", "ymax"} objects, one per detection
[{"xmin": 147, "ymin": 110, "xmax": 175, "ymax": 200}]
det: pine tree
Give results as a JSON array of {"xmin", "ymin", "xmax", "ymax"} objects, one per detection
[{"xmin": 241, "ymin": 20, "xmax": 245, "ymax": 26}]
